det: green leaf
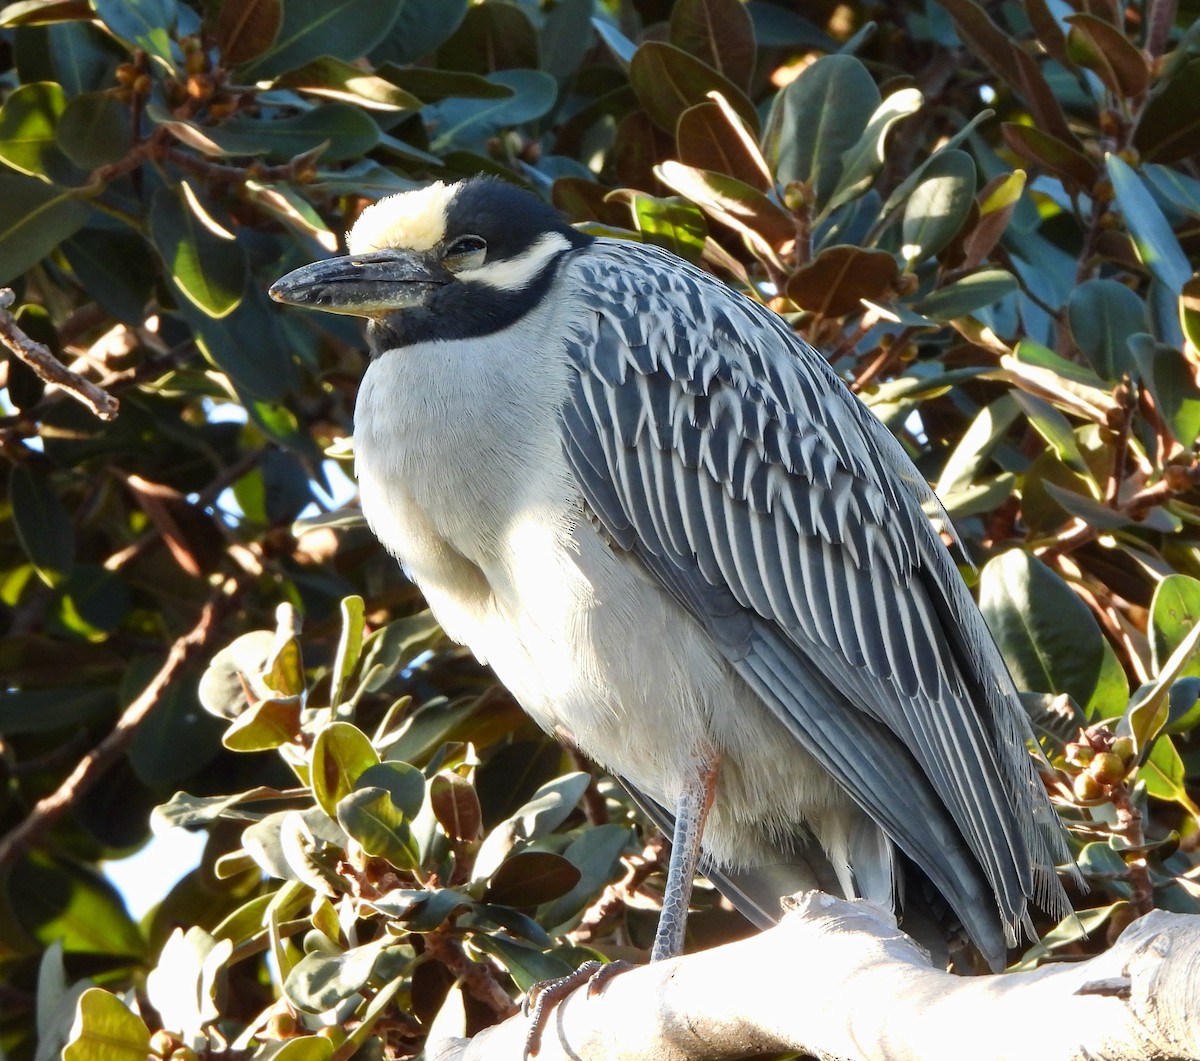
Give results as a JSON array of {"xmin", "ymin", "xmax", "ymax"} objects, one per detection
[
  {"xmin": 216, "ymin": 104, "xmax": 380, "ymax": 162},
  {"xmin": 1067, "ymin": 279, "xmax": 1146, "ymax": 381},
  {"xmin": 619, "ymin": 190, "xmax": 708, "ymax": 263},
  {"xmin": 61, "ymin": 224, "xmax": 155, "ymax": 325},
  {"xmin": 763, "ymin": 53, "xmax": 879, "ymax": 207},
  {"xmin": 91, "ymin": 0, "xmax": 175, "ymax": 67},
  {"xmin": 1107, "ymin": 155, "xmax": 1191, "ymax": 292},
  {"xmin": 0, "ymin": 80, "xmax": 78, "ymax": 182},
  {"xmin": 628, "ymin": 41, "xmax": 758, "ymax": 136},
  {"xmin": 979, "ymin": 550, "xmax": 1129, "ymax": 717},
  {"xmin": 197, "ymin": 629, "xmax": 276, "ymax": 719},
  {"xmin": 63, "ymin": 989, "xmax": 150, "ymax": 1061},
  {"xmin": 0, "ymin": 686, "xmax": 113, "ymax": 734},
  {"xmin": 10, "ymin": 463, "xmax": 74, "ymax": 585},
  {"xmin": 651, "ymin": 165, "xmax": 781, "ymax": 263},
  {"xmin": 935, "ymin": 394, "xmax": 1021, "ymax": 498},
  {"xmin": 437, "ymin": 1, "xmax": 538, "ymax": 74},
  {"xmin": 56, "ymin": 91, "xmax": 130, "ymax": 170},
  {"xmin": 1150, "ymin": 575, "xmax": 1200, "ymax": 679},
  {"xmin": 275, "ymin": 56, "xmax": 421, "ymax": 111},
  {"xmin": 238, "ymin": 0, "xmax": 399, "ymax": 78},
  {"xmin": 330, "ymin": 595, "xmax": 365, "ymax": 708},
  {"xmin": 1129, "ymin": 334, "xmax": 1200, "ymax": 447},
  {"xmin": 149, "ymin": 186, "xmax": 245, "ymax": 318},
  {"xmin": 911, "ymin": 269, "xmax": 1017, "ymax": 321},
  {"xmin": 540, "ymin": 824, "xmax": 632, "ymax": 929},
  {"xmin": 283, "ymin": 937, "xmax": 393, "ymax": 1014},
  {"xmin": 669, "ymin": 0, "xmax": 756, "ymax": 90},
  {"xmin": 1010, "ymin": 904, "xmax": 1126, "ymax": 970},
  {"xmin": 825, "ymin": 87, "xmax": 923, "ymax": 214},
  {"xmin": 1122, "ymin": 620, "xmax": 1200, "ymax": 752},
  {"xmin": 900, "ymin": 149, "xmax": 976, "ymax": 264},
  {"xmin": 470, "ymin": 934, "xmax": 572, "ymax": 993},
  {"xmin": 1138, "ymin": 735, "xmax": 1190, "ymax": 805},
  {"xmin": 370, "ymin": 0, "xmax": 468, "ymax": 66},
  {"xmin": 1010, "ymin": 391, "xmax": 1089, "ymax": 476},
  {"xmin": 311, "ymin": 721, "xmax": 380, "ymax": 819},
  {"xmin": 222, "ymin": 698, "xmax": 303, "ymax": 752},
  {"xmin": 539, "ymin": 0, "xmax": 594, "ymax": 81},
  {"xmin": 336, "ymin": 787, "xmax": 420, "ymax": 870},
  {"xmin": 427, "ymin": 69, "xmax": 557, "ymax": 151},
  {"xmin": 374, "ymin": 63, "xmax": 513, "ymax": 102},
  {"xmin": 356, "ymin": 761, "xmax": 425, "ymax": 819},
  {"xmin": 359, "ymin": 610, "xmax": 444, "ymax": 692}
]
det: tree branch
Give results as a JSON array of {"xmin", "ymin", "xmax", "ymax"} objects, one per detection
[
  {"xmin": 427, "ymin": 894, "xmax": 1200, "ymax": 1061},
  {"xmin": 0, "ymin": 579, "xmax": 244, "ymax": 871},
  {"xmin": 0, "ymin": 289, "xmax": 119, "ymax": 421}
]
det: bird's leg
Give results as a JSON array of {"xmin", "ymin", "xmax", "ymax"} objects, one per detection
[
  {"xmin": 523, "ymin": 747, "xmax": 720, "ymax": 1056},
  {"xmin": 653, "ymin": 743, "xmax": 720, "ymax": 960}
]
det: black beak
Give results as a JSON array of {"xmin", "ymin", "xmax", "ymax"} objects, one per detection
[{"xmin": 269, "ymin": 250, "xmax": 449, "ymax": 316}]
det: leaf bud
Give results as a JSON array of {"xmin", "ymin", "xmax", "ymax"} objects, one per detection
[
  {"xmin": 1089, "ymin": 751, "xmax": 1127, "ymax": 786},
  {"xmin": 1073, "ymin": 772, "xmax": 1106, "ymax": 802}
]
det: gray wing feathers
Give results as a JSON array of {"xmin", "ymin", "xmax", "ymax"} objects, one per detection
[{"xmin": 558, "ymin": 240, "xmax": 1071, "ymax": 952}]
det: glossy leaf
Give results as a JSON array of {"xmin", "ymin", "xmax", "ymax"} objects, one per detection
[
  {"xmin": 471, "ymin": 934, "xmax": 573, "ymax": 993},
  {"xmin": 1001, "ymin": 123, "xmax": 1096, "ymax": 189},
  {"xmin": 283, "ymin": 937, "xmax": 391, "ymax": 1014},
  {"xmin": 0, "ymin": 80, "xmax": 76, "ymax": 181},
  {"xmin": 149, "ymin": 187, "xmax": 245, "ymax": 318},
  {"xmin": 56, "ymin": 92, "xmax": 130, "ymax": 171},
  {"xmin": 427, "ymin": 69, "xmax": 557, "ymax": 151},
  {"xmin": 900, "ymin": 149, "xmax": 976, "ymax": 264},
  {"xmin": 785, "ymin": 244, "xmax": 898, "ymax": 318},
  {"xmin": 628, "ymin": 41, "xmax": 757, "ymax": 135},
  {"xmin": 1139, "ymin": 736, "xmax": 1193, "ymax": 807},
  {"xmin": 669, "ymin": 0, "xmax": 756, "ymax": 90},
  {"xmin": 623, "ymin": 191, "xmax": 708, "ymax": 263},
  {"xmin": 540, "ymin": 823, "xmax": 632, "ymax": 929},
  {"xmin": 222, "ymin": 697, "xmax": 303, "ymax": 752},
  {"xmin": 90, "ymin": 0, "xmax": 175, "ymax": 66},
  {"xmin": 1067, "ymin": 279, "xmax": 1146, "ymax": 380},
  {"xmin": 359, "ymin": 610, "xmax": 444, "ymax": 692},
  {"xmin": 238, "ymin": 0, "xmax": 399, "ymax": 78},
  {"xmin": 764, "ymin": 53, "xmax": 878, "ymax": 207},
  {"xmin": 484, "ymin": 851, "xmax": 581, "ymax": 907},
  {"xmin": 911, "ymin": 268, "xmax": 1017, "ymax": 321},
  {"xmin": 337, "ymin": 787, "xmax": 420, "ymax": 870},
  {"xmin": 215, "ymin": 0, "xmax": 281, "ymax": 66},
  {"xmin": 437, "ymin": 1, "xmax": 538, "ymax": 74},
  {"xmin": 979, "ymin": 550, "xmax": 1129, "ymax": 717},
  {"xmin": 356, "ymin": 761, "xmax": 425, "ymax": 819},
  {"xmin": 0, "ymin": 172, "xmax": 90, "ymax": 283},
  {"xmin": 63, "ymin": 989, "xmax": 150, "ymax": 1061},
  {"xmin": 539, "ymin": 0, "xmax": 593, "ymax": 81},
  {"xmin": 330, "ymin": 594, "xmax": 365, "ymax": 708},
  {"xmin": 1150, "ymin": 575, "xmax": 1200, "ymax": 679},
  {"xmin": 430, "ymin": 772, "xmax": 483, "ymax": 841},
  {"xmin": 276, "ymin": 56, "xmax": 421, "ymax": 111},
  {"xmin": 825, "ymin": 87, "xmax": 923, "ymax": 214},
  {"xmin": 217, "ymin": 105, "xmax": 380, "ymax": 162},
  {"xmin": 312, "ymin": 721, "xmax": 380, "ymax": 819},
  {"xmin": 1129, "ymin": 334, "xmax": 1200, "ymax": 447},
  {"xmin": 1107, "ymin": 155, "xmax": 1191, "ymax": 293},
  {"xmin": 676, "ymin": 100, "xmax": 770, "ymax": 190}
]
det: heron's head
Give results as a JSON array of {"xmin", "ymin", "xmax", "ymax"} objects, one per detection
[{"xmin": 269, "ymin": 177, "xmax": 591, "ymax": 351}]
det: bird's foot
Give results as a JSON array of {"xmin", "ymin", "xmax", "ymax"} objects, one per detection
[{"xmin": 522, "ymin": 959, "xmax": 635, "ymax": 1057}]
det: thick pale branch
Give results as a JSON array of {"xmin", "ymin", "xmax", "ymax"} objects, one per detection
[{"xmin": 427, "ymin": 893, "xmax": 1200, "ymax": 1061}]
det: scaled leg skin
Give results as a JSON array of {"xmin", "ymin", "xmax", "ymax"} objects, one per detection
[{"xmin": 523, "ymin": 748, "xmax": 720, "ymax": 1056}]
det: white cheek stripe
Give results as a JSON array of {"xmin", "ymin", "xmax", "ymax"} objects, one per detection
[{"xmin": 468, "ymin": 232, "xmax": 573, "ymax": 291}]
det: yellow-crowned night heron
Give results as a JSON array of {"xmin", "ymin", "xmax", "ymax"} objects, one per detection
[{"xmin": 270, "ymin": 176, "xmax": 1072, "ymax": 971}]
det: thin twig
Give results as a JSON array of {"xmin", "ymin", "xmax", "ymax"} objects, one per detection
[
  {"xmin": 0, "ymin": 290, "xmax": 119, "ymax": 421},
  {"xmin": 424, "ymin": 931, "xmax": 520, "ymax": 1019},
  {"xmin": 0, "ymin": 580, "xmax": 244, "ymax": 871}
]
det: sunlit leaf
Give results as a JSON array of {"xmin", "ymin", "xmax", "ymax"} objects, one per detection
[
  {"xmin": 900, "ymin": 149, "xmax": 976, "ymax": 264},
  {"xmin": 826, "ymin": 87, "xmax": 923, "ymax": 214},
  {"xmin": 91, "ymin": 0, "xmax": 175, "ymax": 67},
  {"xmin": 1150, "ymin": 575, "xmax": 1200, "ymax": 679},
  {"xmin": 311, "ymin": 721, "xmax": 380, "ymax": 819},
  {"xmin": 785, "ymin": 244, "xmax": 898, "ymax": 317},
  {"xmin": 0, "ymin": 80, "xmax": 77, "ymax": 181},
  {"xmin": 149, "ymin": 186, "xmax": 245, "ymax": 318},
  {"xmin": 628, "ymin": 41, "xmax": 757, "ymax": 135},
  {"xmin": 337, "ymin": 787, "xmax": 420, "ymax": 869},
  {"xmin": 1107, "ymin": 155, "xmax": 1191, "ymax": 293},
  {"xmin": 63, "ymin": 989, "xmax": 149, "ymax": 1061},
  {"xmin": 430, "ymin": 772, "xmax": 483, "ymax": 841},
  {"xmin": 1129, "ymin": 334, "xmax": 1200, "ymax": 447}
]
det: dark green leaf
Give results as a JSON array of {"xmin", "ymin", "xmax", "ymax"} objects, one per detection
[
  {"xmin": 628, "ymin": 41, "xmax": 757, "ymax": 136},
  {"xmin": 979, "ymin": 549, "xmax": 1129, "ymax": 716},
  {"xmin": 56, "ymin": 91, "xmax": 130, "ymax": 170},
  {"xmin": 484, "ymin": 851, "xmax": 581, "ymax": 907},
  {"xmin": 669, "ymin": 0, "xmax": 756, "ymax": 90},
  {"xmin": 427, "ymin": 69, "xmax": 557, "ymax": 151},
  {"xmin": 1129, "ymin": 334, "xmax": 1200, "ymax": 447},
  {"xmin": 0, "ymin": 80, "xmax": 79, "ymax": 181},
  {"xmin": 149, "ymin": 186, "xmax": 245, "ymax": 318},
  {"xmin": 336, "ymin": 787, "xmax": 420, "ymax": 870},
  {"xmin": 238, "ymin": 0, "xmax": 399, "ymax": 78},
  {"xmin": 312, "ymin": 721, "xmax": 380, "ymax": 819},
  {"xmin": 375, "ymin": 64, "xmax": 513, "ymax": 102},
  {"xmin": 470, "ymin": 934, "xmax": 572, "ymax": 993},
  {"xmin": 900, "ymin": 149, "xmax": 976, "ymax": 264},
  {"xmin": 1107, "ymin": 155, "xmax": 1191, "ymax": 292},
  {"xmin": 0, "ymin": 2, "xmax": 94, "ymax": 26},
  {"xmin": 1067, "ymin": 279, "xmax": 1146, "ymax": 380},
  {"xmin": 763, "ymin": 53, "xmax": 878, "ymax": 207},
  {"xmin": 275, "ymin": 56, "xmax": 421, "ymax": 111},
  {"xmin": 10, "ymin": 463, "xmax": 74, "ymax": 585},
  {"xmin": 360, "ymin": 610, "xmax": 444, "ymax": 691},
  {"xmin": 540, "ymin": 824, "xmax": 632, "ymax": 929},
  {"xmin": 91, "ymin": 0, "xmax": 175, "ymax": 67},
  {"xmin": 910, "ymin": 268, "xmax": 1017, "ymax": 321},
  {"xmin": 0, "ymin": 686, "xmax": 113, "ymax": 734},
  {"xmin": 1149, "ymin": 574, "xmax": 1200, "ymax": 679},
  {"xmin": 370, "ymin": 0, "xmax": 467, "ymax": 66},
  {"xmin": 356, "ymin": 761, "xmax": 426, "ymax": 820},
  {"xmin": 61, "ymin": 224, "xmax": 155, "ymax": 325},
  {"xmin": 539, "ymin": 0, "xmax": 594, "ymax": 81},
  {"xmin": 826, "ymin": 87, "xmax": 923, "ymax": 213},
  {"xmin": 217, "ymin": 105, "xmax": 380, "ymax": 162},
  {"xmin": 437, "ymin": 1, "xmax": 538, "ymax": 74}
]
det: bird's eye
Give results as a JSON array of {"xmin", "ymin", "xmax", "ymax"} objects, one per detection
[{"xmin": 443, "ymin": 235, "xmax": 487, "ymax": 270}]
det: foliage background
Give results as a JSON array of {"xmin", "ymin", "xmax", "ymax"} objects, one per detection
[{"xmin": 0, "ymin": 0, "xmax": 1198, "ymax": 1057}]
